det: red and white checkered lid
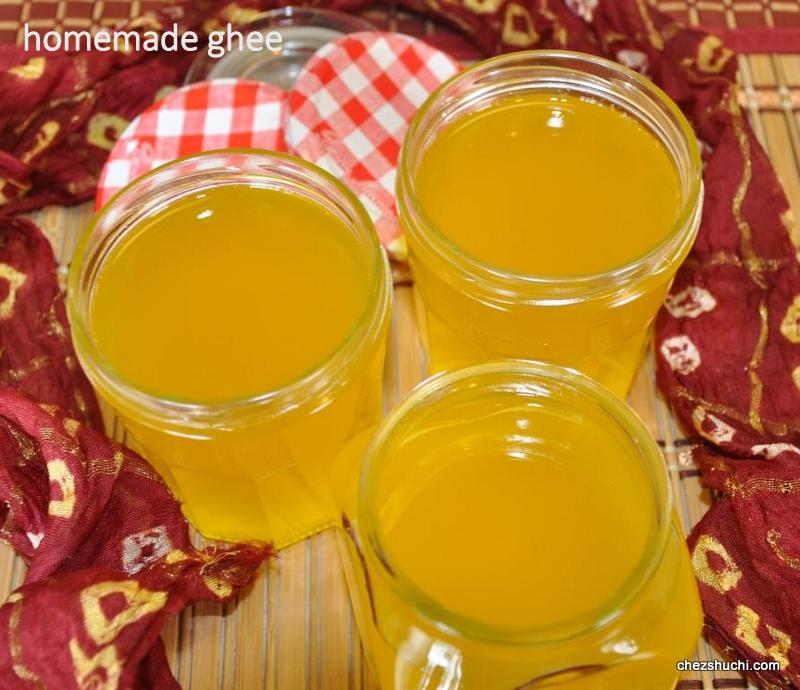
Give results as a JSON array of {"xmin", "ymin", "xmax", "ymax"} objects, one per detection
[
  {"xmin": 96, "ymin": 79, "xmax": 288, "ymax": 209},
  {"xmin": 287, "ymin": 32, "xmax": 461, "ymax": 256},
  {"xmin": 97, "ymin": 33, "xmax": 461, "ymax": 260}
]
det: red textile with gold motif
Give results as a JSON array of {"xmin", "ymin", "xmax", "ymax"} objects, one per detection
[
  {"xmin": 0, "ymin": 0, "xmax": 799, "ymax": 689},
  {"xmin": 0, "ymin": 0, "xmax": 370, "ymax": 215}
]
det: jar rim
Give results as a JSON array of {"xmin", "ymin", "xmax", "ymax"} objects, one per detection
[
  {"xmin": 237, "ymin": 5, "xmax": 375, "ymax": 31},
  {"xmin": 68, "ymin": 149, "xmax": 392, "ymax": 427},
  {"xmin": 397, "ymin": 49, "xmax": 703, "ymax": 300},
  {"xmin": 358, "ymin": 360, "xmax": 673, "ymax": 645}
]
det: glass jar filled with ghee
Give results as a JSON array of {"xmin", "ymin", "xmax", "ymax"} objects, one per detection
[
  {"xmin": 397, "ymin": 51, "xmax": 703, "ymax": 397},
  {"xmin": 337, "ymin": 361, "xmax": 701, "ymax": 690},
  {"xmin": 69, "ymin": 150, "xmax": 392, "ymax": 547}
]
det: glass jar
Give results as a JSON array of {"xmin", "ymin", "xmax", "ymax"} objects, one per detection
[
  {"xmin": 185, "ymin": 7, "xmax": 375, "ymax": 89},
  {"xmin": 397, "ymin": 51, "xmax": 703, "ymax": 397},
  {"xmin": 69, "ymin": 151, "xmax": 392, "ymax": 547},
  {"xmin": 337, "ymin": 361, "xmax": 701, "ymax": 689}
]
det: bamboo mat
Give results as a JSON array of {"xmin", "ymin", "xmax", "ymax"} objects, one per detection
[{"xmin": 2, "ymin": 4, "xmax": 800, "ymax": 690}]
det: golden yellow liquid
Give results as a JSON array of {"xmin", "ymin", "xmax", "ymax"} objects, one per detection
[
  {"xmin": 408, "ymin": 92, "xmax": 684, "ymax": 396},
  {"xmin": 384, "ymin": 453, "xmax": 649, "ymax": 628},
  {"xmin": 90, "ymin": 184, "xmax": 386, "ymax": 545},
  {"xmin": 337, "ymin": 387, "xmax": 701, "ymax": 689}
]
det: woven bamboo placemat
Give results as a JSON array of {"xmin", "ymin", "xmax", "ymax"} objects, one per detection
[{"xmin": 2, "ymin": 2, "xmax": 800, "ymax": 688}]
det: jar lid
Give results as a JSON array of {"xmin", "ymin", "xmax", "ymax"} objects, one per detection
[
  {"xmin": 96, "ymin": 31, "xmax": 460, "ymax": 261},
  {"xmin": 185, "ymin": 7, "xmax": 376, "ymax": 90},
  {"xmin": 287, "ymin": 32, "xmax": 460, "ymax": 254},
  {"xmin": 95, "ymin": 79, "xmax": 287, "ymax": 209}
]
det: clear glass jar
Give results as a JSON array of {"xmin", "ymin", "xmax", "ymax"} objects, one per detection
[
  {"xmin": 69, "ymin": 151, "xmax": 392, "ymax": 547},
  {"xmin": 337, "ymin": 361, "xmax": 701, "ymax": 690},
  {"xmin": 185, "ymin": 7, "xmax": 375, "ymax": 89},
  {"xmin": 397, "ymin": 51, "xmax": 703, "ymax": 397}
]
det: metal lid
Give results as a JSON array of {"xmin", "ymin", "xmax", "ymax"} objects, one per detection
[
  {"xmin": 95, "ymin": 79, "xmax": 287, "ymax": 209},
  {"xmin": 286, "ymin": 32, "xmax": 461, "ymax": 257}
]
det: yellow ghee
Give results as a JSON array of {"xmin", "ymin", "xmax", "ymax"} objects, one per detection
[
  {"xmin": 337, "ymin": 364, "xmax": 702, "ymax": 689},
  {"xmin": 382, "ymin": 445, "xmax": 650, "ymax": 630},
  {"xmin": 91, "ymin": 185, "xmax": 368, "ymax": 402},
  {"xmin": 83, "ymin": 174, "xmax": 389, "ymax": 546},
  {"xmin": 415, "ymin": 92, "xmax": 680, "ymax": 277},
  {"xmin": 400, "ymin": 60, "xmax": 701, "ymax": 398}
]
